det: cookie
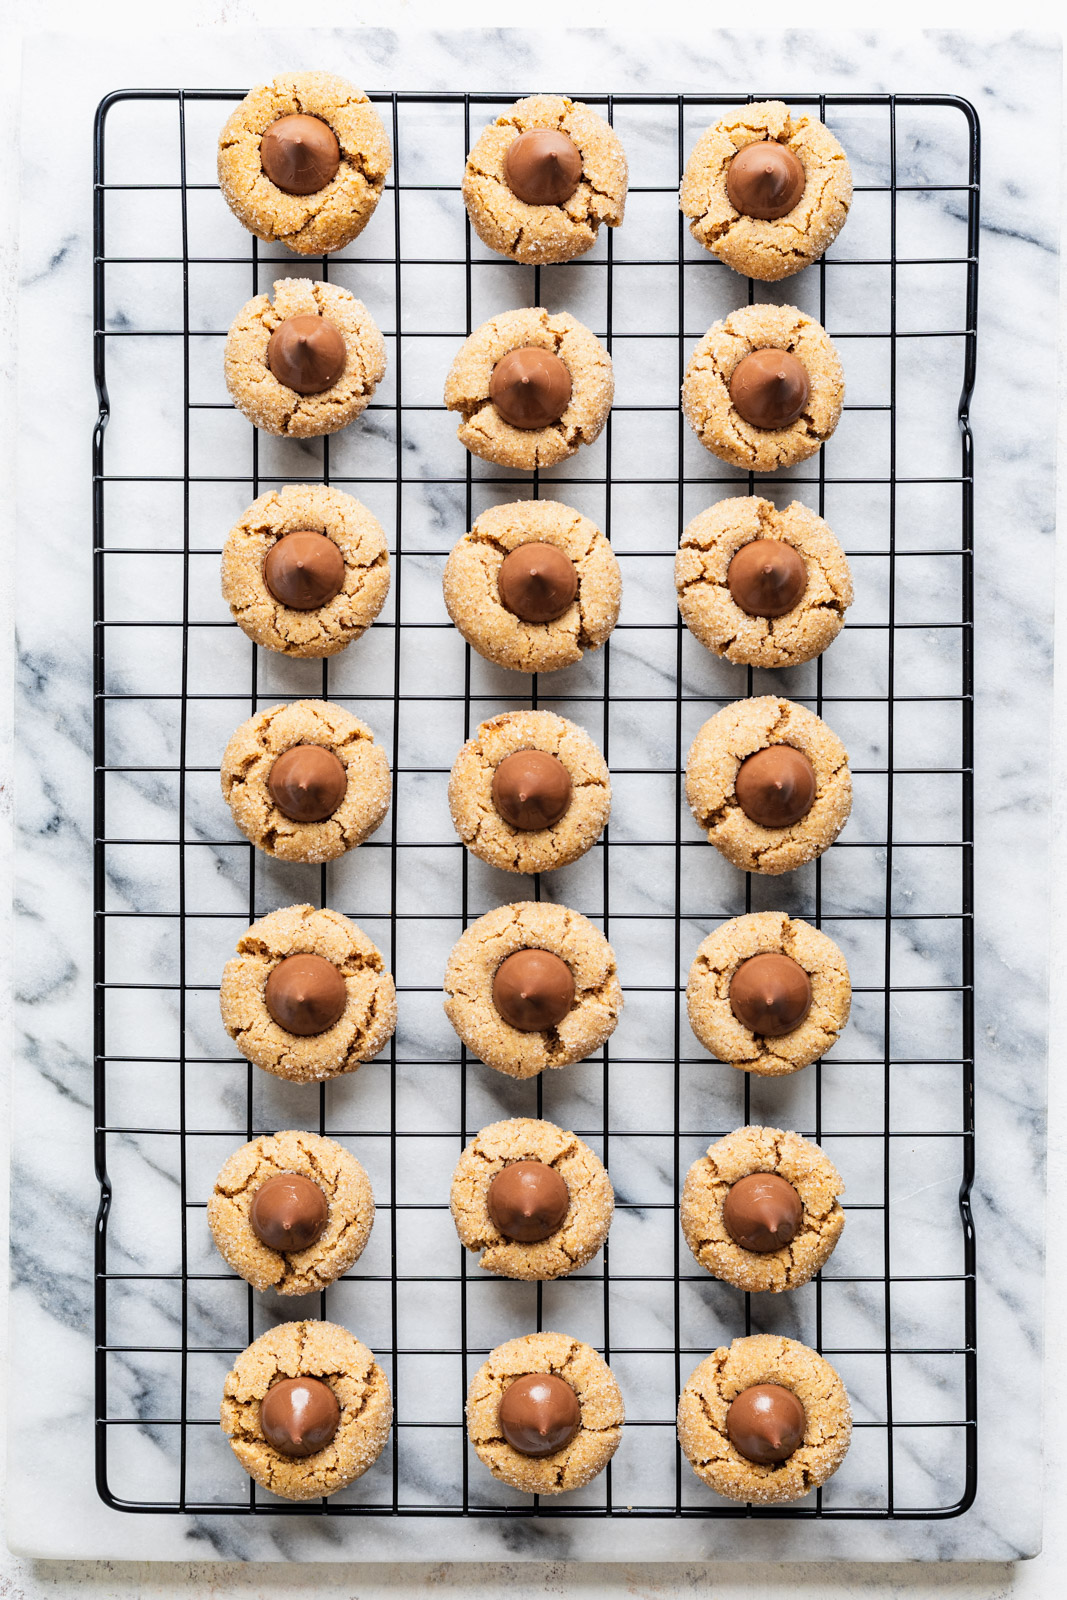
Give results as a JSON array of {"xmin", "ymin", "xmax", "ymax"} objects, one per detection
[
  {"xmin": 220, "ymin": 1320, "xmax": 392, "ymax": 1501},
  {"xmin": 443, "ymin": 901, "xmax": 622, "ymax": 1078},
  {"xmin": 220, "ymin": 699, "xmax": 391, "ymax": 864},
  {"xmin": 463, "ymin": 95, "xmax": 627, "ymax": 265},
  {"xmin": 677, "ymin": 1334, "xmax": 851, "ymax": 1504},
  {"xmin": 466, "ymin": 1332, "xmax": 624, "ymax": 1495},
  {"xmin": 224, "ymin": 277, "xmax": 386, "ymax": 439},
  {"xmin": 221, "ymin": 485, "xmax": 390, "ymax": 659},
  {"xmin": 685, "ymin": 696, "xmax": 851, "ymax": 875},
  {"xmin": 681, "ymin": 1126, "xmax": 845, "ymax": 1293},
  {"xmin": 676, "ymin": 497, "xmax": 852, "ymax": 669},
  {"xmin": 217, "ymin": 71, "xmax": 391, "ymax": 256},
  {"xmin": 450, "ymin": 1118, "xmax": 613, "ymax": 1281},
  {"xmin": 682, "ymin": 303, "xmax": 844, "ymax": 472},
  {"xmin": 680, "ymin": 101, "xmax": 851, "ymax": 282},
  {"xmin": 686, "ymin": 911, "xmax": 851, "ymax": 1075},
  {"xmin": 443, "ymin": 499, "xmax": 621, "ymax": 673},
  {"xmin": 219, "ymin": 904, "xmax": 396, "ymax": 1082},
  {"xmin": 207, "ymin": 1130, "xmax": 375, "ymax": 1293},
  {"xmin": 443, "ymin": 307, "xmax": 613, "ymax": 471},
  {"xmin": 448, "ymin": 710, "xmax": 611, "ymax": 875}
]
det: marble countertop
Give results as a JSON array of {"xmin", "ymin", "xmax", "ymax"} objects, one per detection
[{"xmin": 2, "ymin": 13, "xmax": 1062, "ymax": 1592}]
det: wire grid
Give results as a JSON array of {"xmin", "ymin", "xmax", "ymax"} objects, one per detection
[{"xmin": 92, "ymin": 88, "xmax": 979, "ymax": 1521}]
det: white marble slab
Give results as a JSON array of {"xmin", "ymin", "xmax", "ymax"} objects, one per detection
[{"xmin": 8, "ymin": 24, "xmax": 1059, "ymax": 1565}]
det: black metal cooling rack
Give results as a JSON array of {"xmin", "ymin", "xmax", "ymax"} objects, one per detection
[{"xmin": 92, "ymin": 88, "xmax": 979, "ymax": 1522}]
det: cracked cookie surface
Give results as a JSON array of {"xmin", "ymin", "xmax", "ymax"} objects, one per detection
[
  {"xmin": 443, "ymin": 307, "xmax": 613, "ymax": 471},
  {"xmin": 219, "ymin": 904, "xmax": 397, "ymax": 1081},
  {"xmin": 682, "ymin": 303, "xmax": 844, "ymax": 472},
  {"xmin": 678, "ymin": 1333, "xmax": 851, "ymax": 1503},
  {"xmin": 217, "ymin": 71, "xmax": 391, "ymax": 256},
  {"xmin": 448, "ymin": 710, "xmax": 611, "ymax": 875},
  {"xmin": 443, "ymin": 901, "xmax": 622, "ymax": 1078},
  {"xmin": 467, "ymin": 1331, "xmax": 624, "ymax": 1494},
  {"xmin": 687, "ymin": 911, "xmax": 851, "ymax": 1075},
  {"xmin": 463, "ymin": 95, "xmax": 627, "ymax": 265},
  {"xmin": 680, "ymin": 101, "xmax": 851, "ymax": 282},
  {"xmin": 685, "ymin": 696, "xmax": 851, "ymax": 875},
  {"xmin": 681, "ymin": 1125, "xmax": 845, "ymax": 1292},
  {"xmin": 225, "ymin": 278, "xmax": 386, "ymax": 439},
  {"xmin": 221, "ymin": 699, "xmax": 390, "ymax": 863},
  {"xmin": 676, "ymin": 497, "xmax": 852, "ymax": 669},
  {"xmin": 208, "ymin": 1129, "xmax": 375, "ymax": 1293},
  {"xmin": 221, "ymin": 1319, "xmax": 392, "ymax": 1500},
  {"xmin": 443, "ymin": 499, "xmax": 620, "ymax": 673},
  {"xmin": 450, "ymin": 1118, "xmax": 613, "ymax": 1280},
  {"xmin": 222, "ymin": 485, "xmax": 390, "ymax": 658}
]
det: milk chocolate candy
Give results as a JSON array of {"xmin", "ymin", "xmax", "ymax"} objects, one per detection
[
  {"xmin": 499, "ymin": 1373, "xmax": 581, "ymax": 1457},
  {"xmin": 264, "ymin": 953, "xmax": 348, "ymax": 1035},
  {"xmin": 487, "ymin": 1160, "xmax": 570, "ymax": 1242},
  {"xmin": 267, "ymin": 314, "xmax": 347, "ymax": 395},
  {"xmin": 492, "ymin": 948, "xmax": 575, "ymax": 1031},
  {"xmin": 734, "ymin": 745, "xmax": 817, "ymax": 828},
  {"xmin": 259, "ymin": 1376, "xmax": 341, "ymax": 1458},
  {"xmin": 489, "ymin": 347, "xmax": 572, "ymax": 429},
  {"xmin": 260, "ymin": 114, "xmax": 341, "ymax": 196}
]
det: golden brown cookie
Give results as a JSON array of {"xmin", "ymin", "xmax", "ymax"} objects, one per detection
[
  {"xmin": 219, "ymin": 904, "xmax": 396, "ymax": 1082},
  {"xmin": 221, "ymin": 485, "xmax": 390, "ymax": 658},
  {"xmin": 221, "ymin": 1320, "xmax": 392, "ymax": 1501},
  {"xmin": 443, "ymin": 500, "xmax": 620, "ymax": 673},
  {"xmin": 220, "ymin": 699, "xmax": 391, "ymax": 864},
  {"xmin": 450, "ymin": 1118, "xmax": 613, "ymax": 1280},
  {"xmin": 443, "ymin": 901, "xmax": 622, "ymax": 1078},
  {"xmin": 217, "ymin": 71, "xmax": 391, "ymax": 256},
  {"xmin": 467, "ymin": 1332, "xmax": 624, "ymax": 1495},
  {"xmin": 224, "ymin": 278, "xmax": 386, "ymax": 439},
  {"xmin": 443, "ymin": 307, "xmax": 613, "ymax": 471},
  {"xmin": 677, "ymin": 1334, "xmax": 851, "ymax": 1504},
  {"xmin": 448, "ymin": 710, "xmax": 610, "ymax": 875},
  {"xmin": 463, "ymin": 95, "xmax": 627, "ymax": 265},
  {"xmin": 207, "ymin": 1130, "xmax": 375, "ymax": 1293},
  {"xmin": 680, "ymin": 101, "xmax": 851, "ymax": 282},
  {"xmin": 681, "ymin": 1126, "xmax": 845, "ymax": 1292},
  {"xmin": 685, "ymin": 696, "xmax": 851, "ymax": 875},
  {"xmin": 682, "ymin": 303, "xmax": 844, "ymax": 472},
  {"xmin": 676, "ymin": 497, "xmax": 852, "ymax": 669},
  {"xmin": 686, "ymin": 911, "xmax": 850, "ymax": 1075}
]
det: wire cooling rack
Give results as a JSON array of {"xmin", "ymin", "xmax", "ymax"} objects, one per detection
[{"xmin": 92, "ymin": 88, "xmax": 979, "ymax": 1521}]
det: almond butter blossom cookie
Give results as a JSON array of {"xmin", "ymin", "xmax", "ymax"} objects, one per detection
[
  {"xmin": 217, "ymin": 71, "xmax": 391, "ymax": 256},
  {"xmin": 448, "ymin": 710, "xmax": 611, "ymax": 875},
  {"xmin": 220, "ymin": 698, "xmax": 390, "ymax": 864},
  {"xmin": 444, "ymin": 306, "xmax": 613, "ymax": 471},
  {"xmin": 450, "ymin": 1118, "xmax": 613, "ymax": 1281},
  {"xmin": 222, "ymin": 485, "xmax": 390, "ymax": 658},
  {"xmin": 676, "ymin": 496, "xmax": 852, "ymax": 669},
  {"xmin": 225, "ymin": 277, "xmax": 385, "ymax": 439},
  {"xmin": 680, "ymin": 101, "xmax": 851, "ymax": 282},
  {"xmin": 443, "ymin": 901, "xmax": 622, "ymax": 1078},
  {"xmin": 678, "ymin": 1334, "xmax": 851, "ymax": 1504},
  {"xmin": 443, "ymin": 499, "xmax": 621, "ymax": 673},
  {"xmin": 682, "ymin": 303, "xmax": 844, "ymax": 472},
  {"xmin": 681, "ymin": 1125, "xmax": 845, "ymax": 1293},
  {"xmin": 467, "ymin": 1332, "xmax": 624, "ymax": 1495},
  {"xmin": 208, "ymin": 1130, "xmax": 376, "ymax": 1293},
  {"xmin": 219, "ymin": 904, "xmax": 397, "ymax": 1082},
  {"xmin": 685, "ymin": 696, "xmax": 851, "ymax": 875},
  {"xmin": 221, "ymin": 1320, "xmax": 392, "ymax": 1501},
  {"xmin": 463, "ymin": 95, "xmax": 627, "ymax": 265},
  {"xmin": 687, "ymin": 911, "xmax": 851, "ymax": 1076}
]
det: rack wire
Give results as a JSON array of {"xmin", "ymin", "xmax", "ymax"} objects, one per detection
[{"xmin": 93, "ymin": 88, "xmax": 979, "ymax": 1521}]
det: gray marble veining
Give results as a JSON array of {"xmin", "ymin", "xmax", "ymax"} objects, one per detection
[{"xmin": 9, "ymin": 25, "xmax": 1059, "ymax": 1564}]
